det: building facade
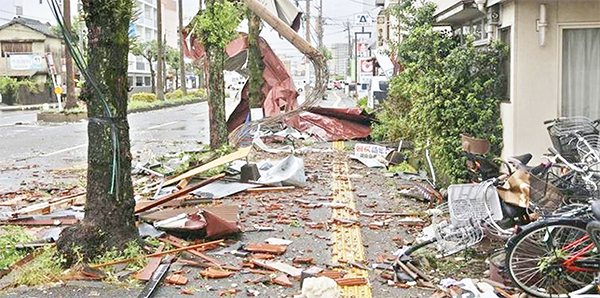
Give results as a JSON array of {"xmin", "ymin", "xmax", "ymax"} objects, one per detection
[
  {"xmin": 329, "ymin": 42, "xmax": 350, "ymax": 77},
  {"xmin": 431, "ymin": 0, "xmax": 600, "ymax": 162}
]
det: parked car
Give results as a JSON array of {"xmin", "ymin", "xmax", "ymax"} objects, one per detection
[{"xmin": 367, "ymin": 76, "xmax": 389, "ymax": 109}]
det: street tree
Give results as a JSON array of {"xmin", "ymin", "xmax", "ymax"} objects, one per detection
[
  {"xmin": 193, "ymin": 0, "xmax": 242, "ymax": 148},
  {"xmin": 166, "ymin": 45, "xmax": 180, "ymax": 89},
  {"xmin": 57, "ymin": 0, "xmax": 138, "ymax": 263},
  {"xmin": 131, "ymin": 40, "xmax": 159, "ymax": 93},
  {"xmin": 247, "ymin": 9, "xmax": 264, "ymax": 111}
]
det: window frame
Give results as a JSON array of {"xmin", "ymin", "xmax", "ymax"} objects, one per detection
[{"xmin": 558, "ymin": 23, "xmax": 600, "ymax": 117}]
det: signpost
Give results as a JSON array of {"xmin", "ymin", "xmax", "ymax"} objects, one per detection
[{"xmin": 352, "ymin": 13, "xmax": 372, "ymax": 89}]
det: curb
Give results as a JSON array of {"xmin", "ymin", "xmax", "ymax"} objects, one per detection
[{"xmin": 0, "ymin": 103, "xmax": 58, "ymax": 112}]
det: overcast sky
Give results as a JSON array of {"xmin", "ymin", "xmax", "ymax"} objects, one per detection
[{"xmin": 182, "ymin": 0, "xmax": 378, "ymax": 61}]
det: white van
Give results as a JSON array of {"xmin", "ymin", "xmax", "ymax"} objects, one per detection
[{"xmin": 367, "ymin": 76, "xmax": 389, "ymax": 109}]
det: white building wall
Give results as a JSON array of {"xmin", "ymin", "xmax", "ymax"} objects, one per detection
[{"xmin": 502, "ymin": 0, "xmax": 600, "ymax": 162}]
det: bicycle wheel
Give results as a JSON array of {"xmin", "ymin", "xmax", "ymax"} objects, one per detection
[{"xmin": 506, "ymin": 219, "xmax": 600, "ymax": 298}]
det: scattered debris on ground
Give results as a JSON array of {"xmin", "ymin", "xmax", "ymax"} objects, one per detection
[{"xmin": 0, "ymin": 128, "xmax": 521, "ymax": 297}]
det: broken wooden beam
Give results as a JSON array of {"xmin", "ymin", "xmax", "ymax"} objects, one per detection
[
  {"xmin": 11, "ymin": 192, "xmax": 86, "ymax": 217},
  {"xmin": 163, "ymin": 146, "xmax": 251, "ymax": 186},
  {"xmin": 134, "ymin": 173, "xmax": 225, "ymax": 214},
  {"xmin": 136, "ymin": 243, "xmax": 165, "ymax": 281},
  {"xmin": 90, "ymin": 239, "xmax": 224, "ymax": 269},
  {"xmin": 160, "ymin": 236, "xmax": 225, "ymax": 267}
]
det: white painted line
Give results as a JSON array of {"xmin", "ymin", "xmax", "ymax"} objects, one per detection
[
  {"xmin": 147, "ymin": 121, "xmax": 178, "ymax": 130},
  {"xmin": 333, "ymin": 91, "xmax": 343, "ymax": 108},
  {"xmin": 41, "ymin": 144, "xmax": 87, "ymax": 157}
]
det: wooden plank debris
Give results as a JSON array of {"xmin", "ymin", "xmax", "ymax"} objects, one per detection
[
  {"xmin": 11, "ymin": 192, "xmax": 85, "ymax": 217},
  {"xmin": 134, "ymin": 173, "xmax": 225, "ymax": 214},
  {"xmin": 136, "ymin": 243, "xmax": 165, "ymax": 281},
  {"xmin": 160, "ymin": 236, "xmax": 225, "ymax": 267},
  {"xmin": 243, "ymin": 243, "xmax": 287, "ymax": 255},
  {"xmin": 163, "ymin": 146, "xmax": 252, "ymax": 186},
  {"xmin": 90, "ymin": 239, "xmax": 224, "ymax": 269}
]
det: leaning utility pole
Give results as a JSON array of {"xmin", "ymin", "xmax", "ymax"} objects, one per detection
[
  {"xmin": 316, "ymin": 0, "xmax": 323, "ymax": 51},
  {"xmin": 63, "ymin": 0, "xmax": 77, "ymax": 109},
  {"xmin": 178, "ymin": 0, "xmax": 187, "ymax": 95},
  {"xmin": 304, "ymin": 0, "xmax": 310, "ymax": 85},
  {"xmin": 156, "ymin": 0, "xmax": 165, "ymax": 99}
]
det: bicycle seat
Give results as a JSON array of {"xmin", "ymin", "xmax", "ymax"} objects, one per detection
[
  {"xmin": 592, "ymin": 200, "xmax": 600, "ymax": 221},
  {"xmin": 509, "ymin": 153, "xmax": 533, "ymax": 166}
]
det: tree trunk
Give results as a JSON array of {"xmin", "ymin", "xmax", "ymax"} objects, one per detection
[
  {"xmin": 57, "ymin": 0, "xmax": 138, "ymax": 264},
  {"xmin": 247, "ymin": 10, "xmax": 264, "ymax": 111},
  {"xmin": 206, "ymin": 45, "xmax": 228, "ymax": 149},
  {"xmin": 149, "ymin": 63, "xmax": 156, "ymax": 94}
]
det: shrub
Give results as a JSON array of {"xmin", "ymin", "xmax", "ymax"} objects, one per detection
[
  {"xmin": 0, "ymin": 77, "xmax": 18, "ymax": 105},
  {"xmin": 0, "ymin": 77, "xmax": 42, "ymax": 105},
  {"xmin": 376, "ymin": 0, "xmax": 507, "ymax": 185},
  {"xmin": 190, "ymin": 88, "xmax": 207, "ymax": 98},
  {"xmin": 165, "ymin": 89, "xmax": 183, "ymax": 99},
  {"xmin": 130, "ymin": 92, "xmax": 157, "ymax": 102}
]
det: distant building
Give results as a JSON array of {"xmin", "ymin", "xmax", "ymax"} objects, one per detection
[
  {"xmin": 0, "ymin": 0, "xmax": 183, "ymax": 94},
  {"xmin": 0, "ymin": 16, "xmax": 63, "ymax": 104},
  {"xmin": 128, "ymin": 0, "xmax": 179, "ymax": 92},
  {"xmin": 0, "ymin": 17, "xmax": 62, "ymax": 81},
  {"xmin": 329, "ymin": 43, "xmax": 349, "ymax": 77}
]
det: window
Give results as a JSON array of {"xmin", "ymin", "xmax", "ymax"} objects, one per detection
[
  {"xmin": 1, "ymin": 42, "xmax": 32, "ymax": 56},
  {"xmin": 128, "ymin": 76, "xmax": 134, "ymax": 87},
  {"xmin": 136, "ymin": 56, "xmax": 145, "ymax": 70},
  {"xmin": 499, "ymin": 26, "xmax": 511, "ymax": 102},
  {"xmin": 561, "ymin": 27, "xmax": 600, "ymax": 118},
  {"xmin": 144, "ymin": 5, "xmax": 154, "ymax": 26},
  {"xmin": 145, "ymin": 28, "xmax": 153, "ymax": 41},
  {"xmin": 135, "ymin": 76, "xmax": 143, "ymax": 86},
  {"xmin": 144, "ymin": 76, "xmax": 151, "ymax": 86}
]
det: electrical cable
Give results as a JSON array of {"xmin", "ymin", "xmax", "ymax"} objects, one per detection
[{"xmin": 47, "ymin": 0, "xmax": 121, "ymax": 195}]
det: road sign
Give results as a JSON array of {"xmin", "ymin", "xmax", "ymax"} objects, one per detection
[
  {"xmin": 54, "ymin": 86, "xmax": 63, "ymax": 95},
  {"xmin": 354, "ymin": 13, "xmax": 372, "ymax": 27},
  {"xmin": 358, "ymin": 58, "xmax": 373, "ymax": 84}
]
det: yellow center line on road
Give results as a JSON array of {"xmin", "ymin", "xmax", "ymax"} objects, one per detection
[{"xmin": 330, "ymin": 160, "xmax": 372, "ymax": 298}]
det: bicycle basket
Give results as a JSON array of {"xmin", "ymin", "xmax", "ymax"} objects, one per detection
[
  {"xmin": 434, "ymin": 219, "xmax": 484, "ymax": 256},
  {"xmin": 528, "ymin": 172, "xmax": 568, "ymax": 214},
  {"xmin": 447, "ymin": 182, "xmax": 503, "ymax": 227},
  {"xmin": 547, "ymin": 117, "xmax": 599, "ymax": 162},
  {"xmin": 575, "ymin": 132, "xmax": 600, "ymax": 163}
]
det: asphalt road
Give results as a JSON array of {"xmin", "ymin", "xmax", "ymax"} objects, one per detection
[{"xmin": 0, "ymin": 90, "xmax": 354, "ymax": 192}]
